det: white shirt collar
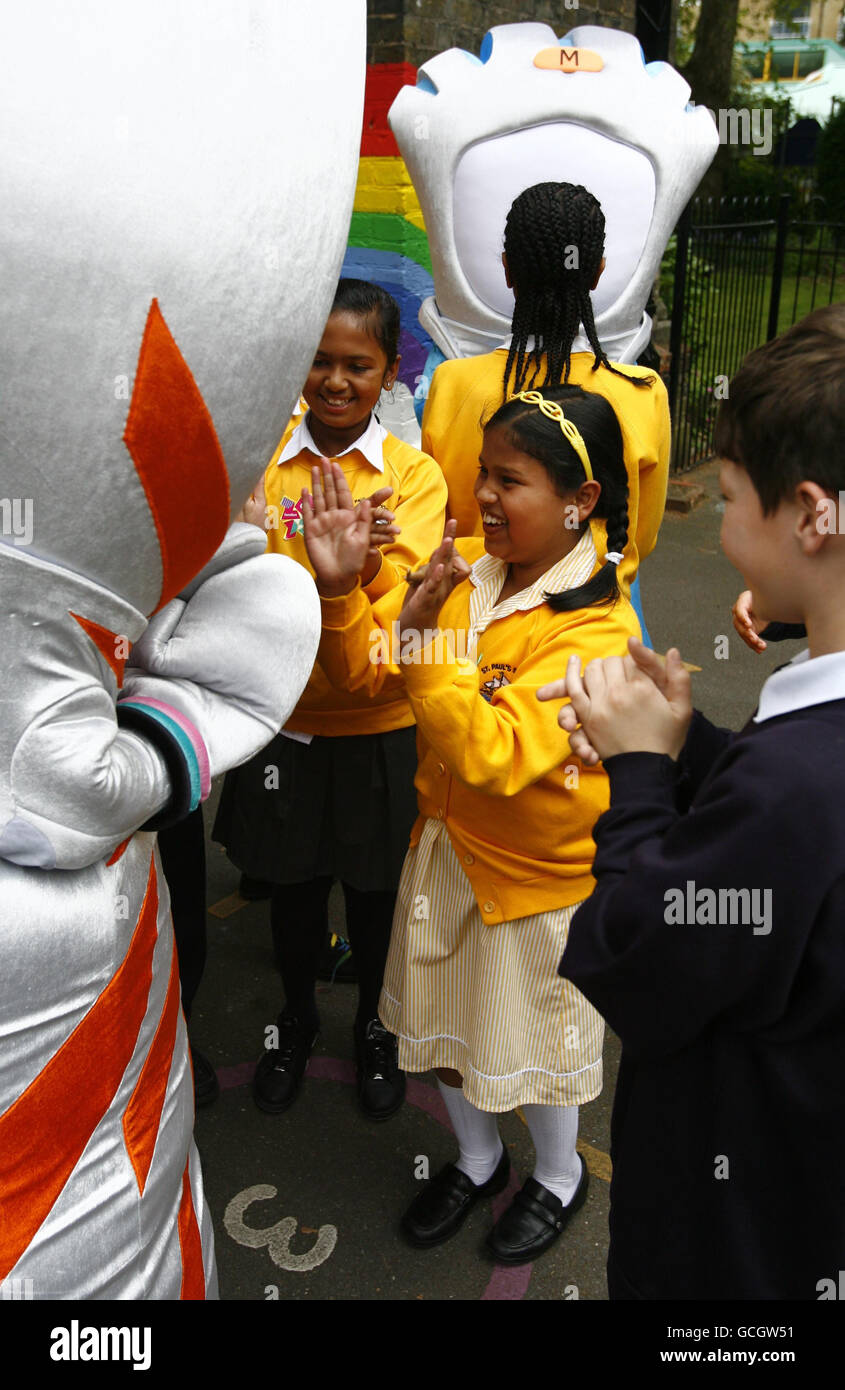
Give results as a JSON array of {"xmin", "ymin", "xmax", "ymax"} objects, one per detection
[
  {"xmin": 467, "ymin": 528, "xmax": 597, "ymax": 638},
  {"xmin": 498, "ymin": 331, "xmax": 593, "ymax": 357},
  {"xmin": 278, "ymin": 410, "xmax": 387, "ymax": 473},
  {"xmin": 755, "ymin": 647, "xmax": 845, "ymax": 722}
]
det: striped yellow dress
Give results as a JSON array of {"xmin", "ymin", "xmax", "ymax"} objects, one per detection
[
  {"xmin": 379, "ymin": 541, "xmax": 606, "ymax": 1114},
  {"xmin": 380, "ymin": 819, "xmax": 604, "ymax": 1113}
]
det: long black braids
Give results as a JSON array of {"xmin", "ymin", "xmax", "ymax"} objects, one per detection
[
  {"xmin": 484, "ymin": 386, "xmax": 630, "ymax": 613},
  {"xmin": 502, "ymin": 182, "xmax": 649, "ymax": 397}
]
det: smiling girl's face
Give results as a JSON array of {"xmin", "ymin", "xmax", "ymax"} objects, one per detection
[
  {"xmin": 474, "ymin": 424, "xmax": 599, "ymax": 591},
  {"xmin": 303, "ymin": 310, "xmax": 398, "ymax": 456}
]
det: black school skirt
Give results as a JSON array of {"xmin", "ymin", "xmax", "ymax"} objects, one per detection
[{"xmin": 212, "ymin": 724, "xmax": 419, "ymax": 894}]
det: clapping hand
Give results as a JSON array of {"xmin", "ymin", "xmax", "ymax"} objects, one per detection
[
  {"xmin": 356, "ymin": 485, "xmax": 399, "ymax": 587},
  {"xmin": 537, "ymin": 636, "xmax": 693, "ymax": 764},
  {"xmin": 302, "ymin": 459, "xmax": 372, "ymax": 597},
  {"xmin": 398, "ymin": 522, "xmax": 466, "ymax": 644},
  {"xmin": 404, "ymin": 547, "xmax": 472, "ymax": 594}
]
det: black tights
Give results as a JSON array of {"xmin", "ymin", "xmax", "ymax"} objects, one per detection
[
  {"xmin": 158, "ymin": 806, "xmax": 207, "ymax": 1026},
  {"xmin": 270, "ymin": 878, "xmax": 395, "ymax": 1032}
]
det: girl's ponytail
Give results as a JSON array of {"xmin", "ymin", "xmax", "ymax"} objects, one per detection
[{"xmin": 545, "ymin": 494, "xmax": 628, "ymax": 614}]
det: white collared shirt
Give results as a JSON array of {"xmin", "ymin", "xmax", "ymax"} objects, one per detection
[
  {"xmin": 275, "ymin": 406, "xmax": 388, "ymax": 749},
  {"xmin": 278, "ymin": 409, "xmax": 387, "ymax": 473},
  {"xmin": 498, "ymin": 331, "xmax": 593, "ymax": 357},
  {"xmin": 755, "ymin": 647, "xmax": 845, "ymax": 722},
  {"xmin": 466, "ymin": 528, "xmax": 597, "ymax": 649}
]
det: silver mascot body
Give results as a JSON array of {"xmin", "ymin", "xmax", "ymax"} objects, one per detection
[{"xmin": 0, "ymin": 0, "xmax": 366, "ymax": 1299}]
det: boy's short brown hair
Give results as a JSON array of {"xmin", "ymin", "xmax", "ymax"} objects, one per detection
[{"xmin": 713, "ymin": 304, "xmax": 845, "ymax": 515}]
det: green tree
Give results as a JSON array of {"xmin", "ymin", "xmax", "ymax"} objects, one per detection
[
  {"xmin": 677, "ymin": 0, "xmax": 829, "ymax": 200},
  {"xmin": 680, "ymin": 0, "xmax": 742, "ymax": 199},
  {"xmin": 680, "ymin": 0, "xmax": 741, "ymax": 115},
  {"xmin": 815, "ymin": 102, "xmax": 845, "ymax": 224}
]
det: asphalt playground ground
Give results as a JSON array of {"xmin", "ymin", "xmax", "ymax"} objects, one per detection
[{"xmin": 188, "ymin": 455, "xmax": 809, "ymax": 1307}]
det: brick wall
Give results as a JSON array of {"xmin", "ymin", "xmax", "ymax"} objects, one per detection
[{"xmin": 368, "ymin": 0, "xmax": 637, "ymax": 67}]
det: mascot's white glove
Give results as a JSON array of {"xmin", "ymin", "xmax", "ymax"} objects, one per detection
[
  {"xmin": 119, "ymin": 525, "xmax": 320, "ymax": 826},
  {"xmin": 0, "ymin": 526, "xmax": 319, "ymax": 869}
]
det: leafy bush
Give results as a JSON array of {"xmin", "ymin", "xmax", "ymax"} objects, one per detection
[
  {"xmin": 722, "ymin": 154, "xmax": 806, "ymax": 203},
  {"xmin": 659, "ymin": 234, "xmax": 715, "ymax": 338}
]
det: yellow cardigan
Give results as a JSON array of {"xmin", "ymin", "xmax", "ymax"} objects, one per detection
[
  {"xmin": 318, "ymin": 537, "xmax": 641, "ymax": 922},
  {"xmin": 264, "ymin": 422, "xmax": 447, "ymax": 735},
  {"xmin": 421, "ymin": 349, "xmax": 670, "ymax": 597}
]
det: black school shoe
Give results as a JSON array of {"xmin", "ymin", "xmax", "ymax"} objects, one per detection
[
  {"xmin": 485, "ymin": 1157, "xmax": 589, "ymax": 1265},
  {"xmin": 401, "ymin": 1145, "xmax": 510, "ymax": 1249},
  {"xmin": 253, "ymin": 1015, "xmax": 318, "ymax": 1114},
  {"xmin": 354, "ymin": 1018, "xmax": 405, "ymax": 1120}
]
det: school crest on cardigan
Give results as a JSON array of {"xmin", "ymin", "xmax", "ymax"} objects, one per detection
[{"xmin": 479, "ymin": 664, "xmax": 515, "ymax": 702}]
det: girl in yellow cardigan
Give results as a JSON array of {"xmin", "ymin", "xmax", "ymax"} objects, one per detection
[
  {"xmin": 422, "ymin": 181, "xmax": 669, "ymax": 637},
  {"xmin": 214, "ymin": 279, "xmax": 447, "ymax": 1123},
  {"xmin": 303, "ymin": 385, "xmax": 639, "ymax": 1265}
]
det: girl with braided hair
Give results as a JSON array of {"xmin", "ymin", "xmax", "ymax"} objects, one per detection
[
  {"xmin": 422, "ymin": 182, "xmax": 669, "ymax": 636},
  {"xmin": 304, "ymin": 385, "xmax": 638, "ymax": 1265},
  {"xmin": 503, "ymin": 181, "xmax": 631, "ymax": 398}
]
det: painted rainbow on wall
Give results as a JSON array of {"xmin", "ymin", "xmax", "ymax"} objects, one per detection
[{"xmin": 342, "ymin": 63, "xmax": 435, "ymax": 392}]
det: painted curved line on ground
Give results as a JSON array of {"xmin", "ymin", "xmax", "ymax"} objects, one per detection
[{"xmin": 215, "ymin": 1056, "xmax": 533, "ymax": 1300}]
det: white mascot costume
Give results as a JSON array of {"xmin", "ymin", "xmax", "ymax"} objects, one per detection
[
  {"xmin": 0, "ymin": 1, "xmax": 365, "ymax": 1299},
  {"xmin": 390, "ymin": 23, "xmax": 718, "ymax": 367}
]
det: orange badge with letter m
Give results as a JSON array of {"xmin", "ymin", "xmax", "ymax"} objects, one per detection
[{"xmin": 534, "ymin": 47, "xmax": 604, "ymax": 74}]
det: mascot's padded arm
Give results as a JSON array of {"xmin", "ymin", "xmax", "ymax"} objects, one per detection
[
  {"xmin": 5, "ymin": 648, "xmax": 174, "ymax": 871},
  {"xmin": 0, "ymin": 538, "xmax": 320, "ymax": 871},
  {"xmin": 120, "ymin": 551, "xmax": 320, "ymax": 795}
]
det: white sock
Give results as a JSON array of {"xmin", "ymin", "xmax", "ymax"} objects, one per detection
[
  {"xmin": 437, "ymin": 1079, "xmax": 503, "ymax": 1186},
  {"xmin": 521, "ymin": 1103, "xmax": 582, "ymax": 1205}
]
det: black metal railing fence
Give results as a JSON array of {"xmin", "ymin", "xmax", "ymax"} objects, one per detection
[{"xmin": 667, "ymin": 194, "xmax": 845, "ymax": 472}]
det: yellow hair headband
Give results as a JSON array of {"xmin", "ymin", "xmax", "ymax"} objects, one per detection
[{"xmin": 514, "ymin": 390, "xmax": 593, "ymax": 482}]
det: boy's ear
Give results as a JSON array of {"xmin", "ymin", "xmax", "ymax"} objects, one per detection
[{"xmin": 794, "ymin": 481, "xmax": 837, "ymax": 555}]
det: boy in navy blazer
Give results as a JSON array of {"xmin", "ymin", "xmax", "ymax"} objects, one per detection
[{"xmin": 539, "ymin": 305, "xmax": 845, "ymax": 1300}]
